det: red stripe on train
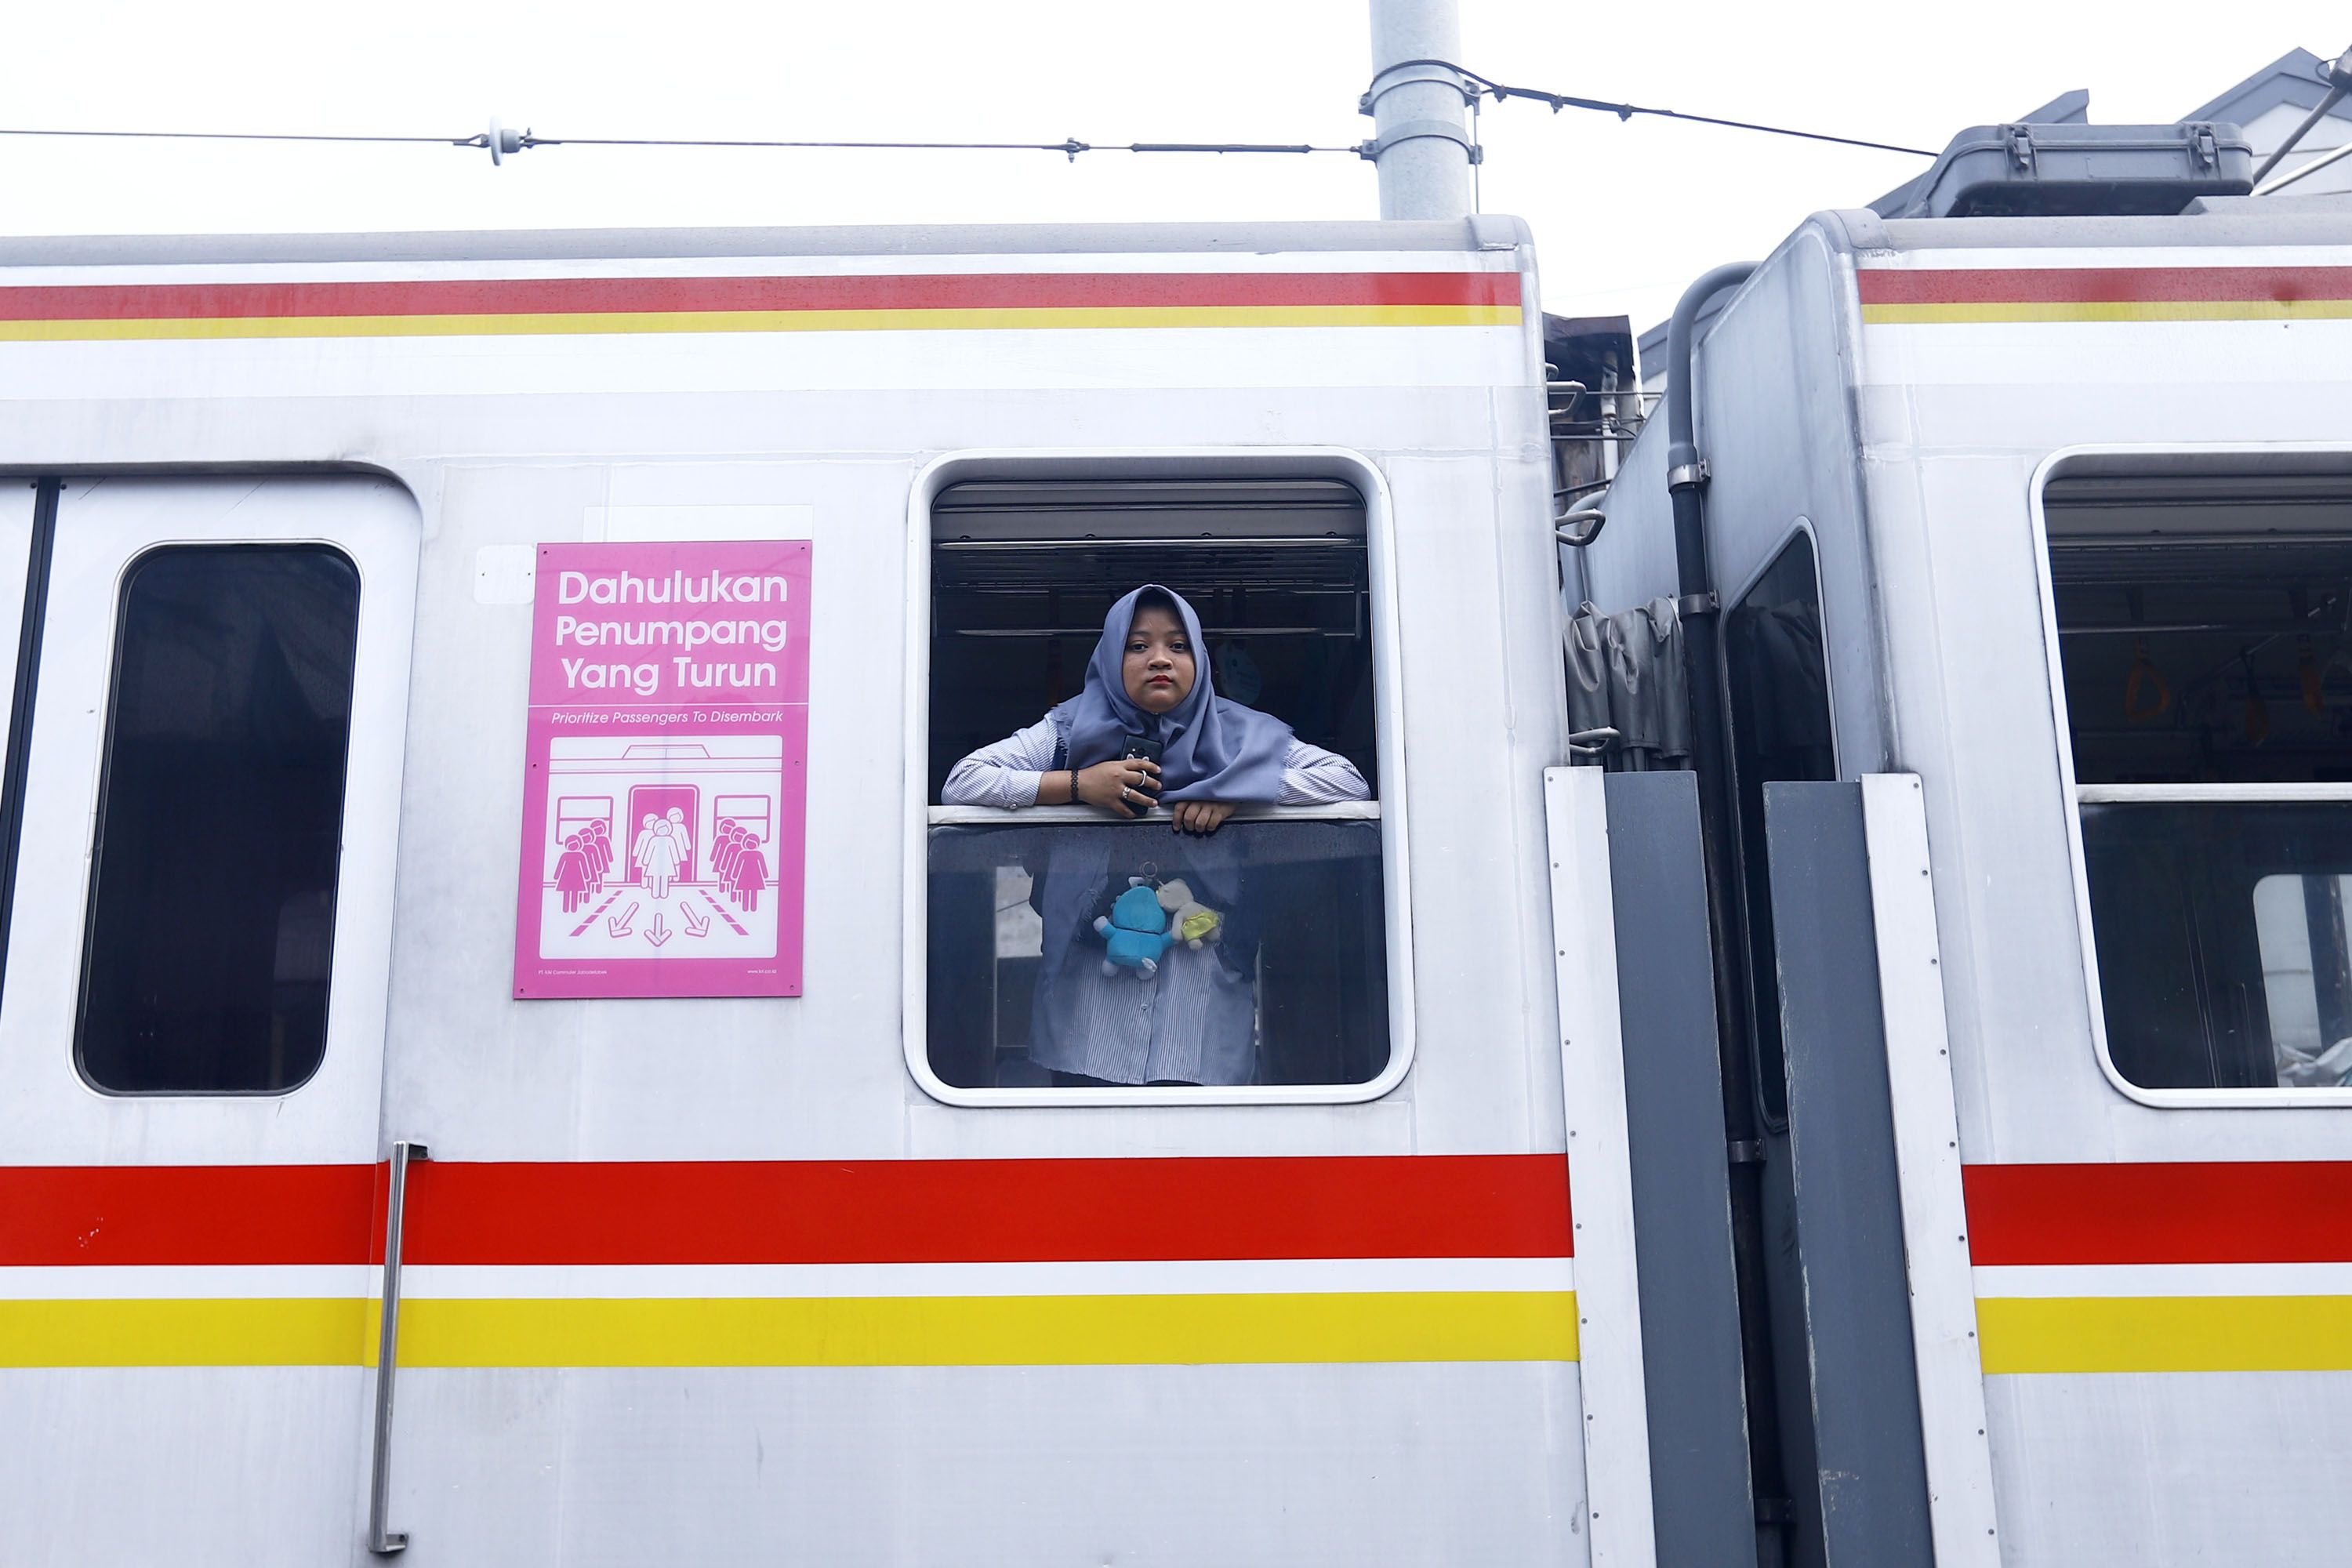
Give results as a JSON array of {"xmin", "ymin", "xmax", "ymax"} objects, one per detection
[
  {"xmin": 0, "ymin": 1163, "xmax": 380, "ymax": 1267},
  {"xmin": 1857, "ymin": 267, "xmax": 2352, "ymax": 306},
  {"xmin": 0, "ymin": 1153, "xmax": 1570, "ymax": 1268},
  {"xmin": 1965, "ymin": 1161, "xmax": 2352, "ymax": 1265},
  {"xmin": 0, "ymin": 271, "xmax": 1522, "ymax": 323},
  {"xmin": 410, "ymin": 1154, "xmax": 1573, "ymax": 1265}
]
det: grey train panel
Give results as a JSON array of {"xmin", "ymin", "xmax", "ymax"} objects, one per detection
[
  {"xmin": 1691, "ymin": 226, "xmax": 1888, "ymax": 778},
  {"xmin": 1602, "ymin": 770, "xmax": 1755, "ymax": 1565},
  {"xmin": 1761, "ymin": 780, "xmax": 1933, "ymax": 1566}
]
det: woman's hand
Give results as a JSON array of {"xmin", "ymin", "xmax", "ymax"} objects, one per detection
[
  {"xmin": 1170, "ymin": 800, "xmax": 1237, "ymax": 836},
  {"xmin": 1073, "ymin": 758, "xmax": 1161, "ymax": 818}
]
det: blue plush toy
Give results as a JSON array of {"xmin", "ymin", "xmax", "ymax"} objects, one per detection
[{"xmin": 1093, "ymin": 880, "xmax": 1178, "ymax": 978}]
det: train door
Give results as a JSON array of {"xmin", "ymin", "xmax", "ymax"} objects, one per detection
[{"xmin": 0, "ymin": 476, "xmax": 421, "ymax": 1566}]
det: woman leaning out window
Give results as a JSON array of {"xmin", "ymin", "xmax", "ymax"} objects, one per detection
[{"xmin": 941, "ymin": 584, "xmax": 1369, "ymax": 1087}]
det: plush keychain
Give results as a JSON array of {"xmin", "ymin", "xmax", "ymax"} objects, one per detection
[
  {"xmin": 1094, "ymin": 880, "xmax": 1178, "ymax": 978},
  {"xmin": 1156, "ymin": 877, "xmax": 1224, "ymax": 949}
]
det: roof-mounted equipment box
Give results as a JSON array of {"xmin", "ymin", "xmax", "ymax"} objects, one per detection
[{"xmin": 1874, "ymin": 121, "xmax": 2254, "ymax": 219}]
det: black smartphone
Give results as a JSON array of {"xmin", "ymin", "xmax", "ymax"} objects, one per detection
[{"xmin": 1119, "ymin": 734, "xmax": 1163, "ymax": 811}]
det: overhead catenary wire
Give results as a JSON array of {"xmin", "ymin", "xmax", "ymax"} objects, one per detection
[
  {"xmin": 1366, "ymin": 57, "xmax": 1936, "ymax": 158},
  {"xmin": 0, "ymin": 70, "xmax": 1933, "ymax": 169},
  {"xmin": 525, "ymin": 134, "xmax": 1360, "ymax": 158},
  {"xmin": 0, "ymin": 124, "xmax": 1361, "ymax": 161}
]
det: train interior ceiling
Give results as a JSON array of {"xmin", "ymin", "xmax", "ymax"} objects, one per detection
[{"xmin": 2046, "ymin": 470, "xmax": 2352, "ymax": 786}]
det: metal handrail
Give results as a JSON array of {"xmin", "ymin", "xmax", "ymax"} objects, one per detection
[
  {"xmin": 2077, "ymin": 782, "xmax": 2352, "ymax": 804},
  {"xmin": 368, "ymin": 1139, "xmax": 430, "ymax": 1557},
  {"xmin": 927, "ymin": 800, "xmax": 1379, "ymax": 826}
]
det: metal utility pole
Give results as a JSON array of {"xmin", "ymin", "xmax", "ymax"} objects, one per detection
[{"xmin": 1365, "ymin": 0, "xmax": 1475, "ymax": 220}]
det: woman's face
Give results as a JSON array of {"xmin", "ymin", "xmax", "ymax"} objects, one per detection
[{"xmin": 1121, "ymin": 604, "xmax": 1196, "ymax": 715}]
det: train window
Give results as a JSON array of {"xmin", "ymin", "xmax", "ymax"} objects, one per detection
[
  {"xmin": 1723, "ymin": 530, "xmax": 1836, "ymax": 1125},
  {"xmin": 76, "ymin": 545, "xmax": 362, "ymax": 1094},
  {"xmin": 920, "ymin": 477, "xmax": 1398, "ymax": 1098},
  {"xmin": 2045, "ymin": 469, "xmax": 2352, "ymax": 1091}
]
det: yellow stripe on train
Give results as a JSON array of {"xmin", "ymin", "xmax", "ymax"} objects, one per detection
[
  {"xmin": 0, "ymin": 1298, "xmax": 368, "ymax": 1367},
  {"xmin": 0, "ymin": 1290, "xmax": 1577, "ymax": 1369},
  {"xmin": 1978, "ymin": 1294, "xmax": 2352, "ymax": 1374}
]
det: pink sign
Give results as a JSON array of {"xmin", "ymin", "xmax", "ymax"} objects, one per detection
[{"xmin": 513, "ymin": 540, "xmax": 810, "ymax": 999}]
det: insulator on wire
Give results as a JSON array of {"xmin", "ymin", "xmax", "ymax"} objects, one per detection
[{"xmin": 485, "ymin": 119, "xmax": 528, "ymax": 166}]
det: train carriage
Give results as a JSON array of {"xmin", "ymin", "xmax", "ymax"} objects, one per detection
[
  {"xmin": 0, "ymin": 219, "xmax": 1663, "ymax": 1566},
  {"xmin": 12, "ymin": 143, "xmax": 2352, "ymax": 1567},
  {"xmin": 1586, "ymin": 194, "xmax": 2352, "ymax": 1564}
]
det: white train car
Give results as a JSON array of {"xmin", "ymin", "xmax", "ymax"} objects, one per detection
[
  {"xmin": 24, "ymin": 151, "xmax": 2346, "ymax": 1568},
  {"xmin": 1588, "ymin": 181, "xmax": 2352, "ymax": 1563},
  {"xmin": 0, "ymin": 220, "xmax": 1686, "ymax": 1565}
]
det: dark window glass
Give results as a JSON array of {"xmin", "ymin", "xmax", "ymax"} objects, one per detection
[
  {"xmin": 2049, "ymin": 535, "xmax": 2352, "ymax": 789},
  {"xmin": 927, "ymin": 818, "xmax": 1389, "ymax": 1089},
  {"xmin": 77, "ymin": 546, "xmax": 361, "ymax": 1094},
  {"xmin": 2080, "ymin": 801, "xmax": 2352, "ymax": 1089},
  {"xmin": 1723, "ymin": 534, "xmax": 1837, "ymax": 1124}
]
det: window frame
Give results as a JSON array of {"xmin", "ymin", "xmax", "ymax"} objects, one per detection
[
  {"xmin": 902, "ymin": 448, "xmax": 1417, "ymax": 1107},
  {"xmin": 2029, "ymin": 444, "xmax": 2352, "ymax": 1108}
]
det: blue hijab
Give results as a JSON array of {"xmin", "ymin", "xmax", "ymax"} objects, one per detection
[{"xmin": 1052, "ymin": 585, "xmax": 1293, "ymax": 804}]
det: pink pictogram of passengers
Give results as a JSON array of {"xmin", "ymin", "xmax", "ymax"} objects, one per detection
[
  {"xmin": 557, "ymin": 801, "xmax": 770, "ymax": 917},
  {"xmin": 696, "ymin": 822, "xmax": 771, "ymax": 907},
  {"xmin": 583, "ymin": 818, "xmax": 611, "ymax": 893},
  {"xmin": 554, "ymin": 835, "xmax": 592, "ymax": 913},
  {"xmin": 633, "ymin": 813, "xmax": 684, "ymax": 899},
  {"xmin": 713, "ymin": 820, "xmax": 768, "ymax": 908},
  {"xmin": 715, "ymin": 818, "xmax": 742, "ymax": 893},
  {"xmin": 732, "ymin": 833, "xmax": 769, "ymax": 912},
  {"xmin": 554, "ymin": 818, "xmax": 619, "ymax": 910}
]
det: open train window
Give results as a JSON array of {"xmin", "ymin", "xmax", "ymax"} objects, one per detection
[
  {"xmin": 76, "ymin": 545, "xmax": 362, "ymax": 1094},
  {"xmin": 2043, "ymin": 464, "xmax": 2352, "ymax": 1094},
  {"xmin": 916, "ymin": 472, "xmax": 1406, "ymax": 1102}
]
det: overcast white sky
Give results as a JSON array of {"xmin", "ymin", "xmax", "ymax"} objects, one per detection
[{"xmin": 6, "ymin": 2, "xmax": 2346, "ymax": 329}]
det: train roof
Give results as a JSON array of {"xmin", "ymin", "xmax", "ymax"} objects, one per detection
[{"xmin": 0, "ymin": 215, "xmax": 1535, "ymax": 268}]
